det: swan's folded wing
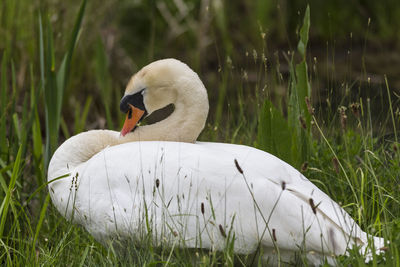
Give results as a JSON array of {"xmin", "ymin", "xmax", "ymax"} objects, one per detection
[{"xmin": 197, "ymin": 142, "xmax": 370, "ymax": 249}]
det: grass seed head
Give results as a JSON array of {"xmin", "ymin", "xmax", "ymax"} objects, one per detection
[
  {"xmin": 305, "ymin": 96, "xmax": 315, "ymax": 115},
  {"xmin": 332, "ymin": 157, "xmax": 340, "ymax": 173},
  {"xmin": 309, "ymin": 198, "xmax": 317, "ymax": 214},
  {"xmin": 234, "ymin": 159, "xmax": 243, "ymax": 174},
  {"xmin": 349, "ymin": 102, "xmax": 360, "ymax": 118},
  {"xmin": 219, "ymin": 224, "xmax": 226, "ymax": 238},
  {"xmin": 299, "ymin": 116, "xmax": 307, "ymax": 129},
  {"xmin": 338, "ymin": 106, "xmax": 347, "ymax": 130},
  {"xmin": 253, "ymin": 49, "xmax": 257, "ymax": 63},
  {"xmin": 301, "ymin": 162, "xmax": 308, "ymax": 172}
]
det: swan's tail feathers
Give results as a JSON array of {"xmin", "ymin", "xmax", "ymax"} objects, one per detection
[{"xmin": 361, "ymin": 235, "xmax": 386, "ymax": 263}]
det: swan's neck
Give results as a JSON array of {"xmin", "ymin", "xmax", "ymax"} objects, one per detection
[{"xmin": 125, "ymin": 77, "xmax": 209, "ymax": 143}]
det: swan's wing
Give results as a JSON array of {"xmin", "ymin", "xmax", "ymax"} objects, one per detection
[
  {"xmin": 49, "ymin": 141, "xmax": 372, "ymax": 258},
  {"xmin": 197, "ymin": 142, "xmax": 371, "ymax": 248}
]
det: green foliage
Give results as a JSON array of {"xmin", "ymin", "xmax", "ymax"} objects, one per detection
[
  {"xmin": 94, "ymin": 37, "xmax": 113, "ymax": 130},
  {"xmin": 257, "ymin": 5, "xmax": 312, "ymax": 168},
  {"xmin": 0, "ymin": 145, "xmax": 22, "ymax": 238},
  {"xmin": 258, "ymin": 99, "xmax": 293, "ymax": 164},
  {"xmin": 297, "ymin": 6, "xmax": 310, "ymax": 59},
  {"xmin": 0, "ymin": 0, "xmax": 399, "ymax": 266},
  {"xmin": 0, "ymin": 54, "xmax": 8, "ymax": 159},
  {"xmin": 41, "ymin": 0, "xmax": 87, "ymax": 168}
]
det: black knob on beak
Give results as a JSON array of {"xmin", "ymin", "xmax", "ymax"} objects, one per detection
[{"xmin": 120, "ymin": 89, "xmax": 147, "ymax": 113}]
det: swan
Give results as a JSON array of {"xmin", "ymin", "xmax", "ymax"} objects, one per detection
[{"xmin": 48, "ymin": 58, "xmax": 384, "ymax": 265}]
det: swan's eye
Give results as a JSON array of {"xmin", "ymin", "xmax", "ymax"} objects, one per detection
[{"xmin": 128, "ymin": 108, "xmax": 133, "ymax": 119}]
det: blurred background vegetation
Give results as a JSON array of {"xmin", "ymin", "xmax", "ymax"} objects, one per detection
[
  {"xmin": 1, "ymin": 0, "xmax": 400, "ymax": 265},
  {"xmin": 1, "ymin": 0, "xmax": 400, "ymax": 133}
]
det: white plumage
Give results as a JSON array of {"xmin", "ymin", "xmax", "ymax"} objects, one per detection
[{"xmin": 48, "ymin": 59, "xmax": 384, "ymax": 265}]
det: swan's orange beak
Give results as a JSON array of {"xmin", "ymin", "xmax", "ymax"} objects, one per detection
[{"xmin": 120, "ymin": 104, "xmax": 145, "ymax": 137}]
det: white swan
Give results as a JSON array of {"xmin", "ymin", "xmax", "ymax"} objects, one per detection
[{"xmin": 48, "ymin": 58, "xmax": 384, "ymax": 265}]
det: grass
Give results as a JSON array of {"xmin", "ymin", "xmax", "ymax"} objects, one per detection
[{"xmin": 1, "ymin": 0, "xmax": 400, "ymax": 266}]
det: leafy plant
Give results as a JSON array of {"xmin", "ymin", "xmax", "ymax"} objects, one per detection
[
  {"xmin": 40, "ymin": 0, "xmax": 87, "ymax": 168},
  {"xmin": 257, "ymin": 5, "xmax": 312, "ymax": 168}
]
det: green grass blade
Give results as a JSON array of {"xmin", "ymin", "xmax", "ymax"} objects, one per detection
[
  {"xmin": 295, "ymin": 61, "xmax": 312, "ymax": 160},
  {"xmin": 94, "ymin": 37, "xmax": 113, "ymax": 129},
  {"xmin": 39, "ymin": 13, "xmax": 45, "ymax": 88},
  {"xmin": 295, "ymin": 61, "xmax": 311, "ymax": 127},
  {"xmin": 257, "ymin": 99, "xmax": 293, "ymax": 163},
  {"xmin": 0, "ymin": 53, "xmax": 8, "ymax": 158},
  {"xmin": 61, "ymin": 117, "xmax": 71, "ymax": 139},
  {"xmin": 56, "ymin": 0, "xmax": 87, "ymax": 116},
  {"xmin": 10, "ymin": 59, "xmax": 17, "ymax": 113},
  {"xmin": 31, "ymin": 193, "xmax": 51, "ymax": 262},
  {"xmin": 30, "ymin": 64, "xmax": 43, "ymax": 170},
  {"xmin": 78, "ymin": 245, "xmax": 90, "ymax": 267},
  {"xmin": 0, "ymin": 145, "xmax": 22, "ymax": 238},
  {"xmin": 214, "ymin": 70, "xmax": 228, "ymax": 134},
  {"xmin": 57, "ymin": 0, "xmax": 87, "ymax": 93},
  {"xmin": 286, "ymin": 55, "xmax": 302, "ymax": 167},
  {"xmin": 42, "ymin": 0, "xmax": 87, "ymax": 168},
  {"xmin": 0, "ymin": 173, "xmax": 9, "ymax": 212},
  {"xmin": 284, "ymin": 6, "xmax": 313, "ymax": 167},
  {"xmin": 384, "ymin": 75, "xmax": 398, "ymax": 143},
  {"xmin": 12, "ymin": 113, "xmax": 21, "ymax": 144},
  {"xmin": 73, "ymin": 103, "xmax": 81, "ymax": 134},
  {"xmin": 43, "ymin": 15, "xmax": 58, "ymax": 168},
  {"xmin": 295, "ymin": 5, "xmax": 312, "ymax": 130},
  {"xmin": 75, "ymin": 96, "xmax": 92, "ymax": 134},
  {"xmin": 19, "ymin": 92, "xmax": 30, "ymax": 157},
  {"xmin": 297, "ymin": 5, "xmax": 310, "ymax": 59},
  {"xmin": 257, "ymin": 100, "xmax": 273, "ymax": 152}
]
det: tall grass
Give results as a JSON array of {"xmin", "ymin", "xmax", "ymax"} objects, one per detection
[
  {"xmin": 0, "ymin": 0, "xmax": 399, "ymax": 266},
  {"xmin": 257, "ymin": 5, "xmax": 312, "ymax": 168},
  {"xmin": 41, "ymin": 0, "xmax": 87, "ymax": 168}
]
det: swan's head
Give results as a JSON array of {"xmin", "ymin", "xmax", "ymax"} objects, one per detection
[{"xmin": 119, "ymin": 58, "xmax": 209, "ymax": 137}]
